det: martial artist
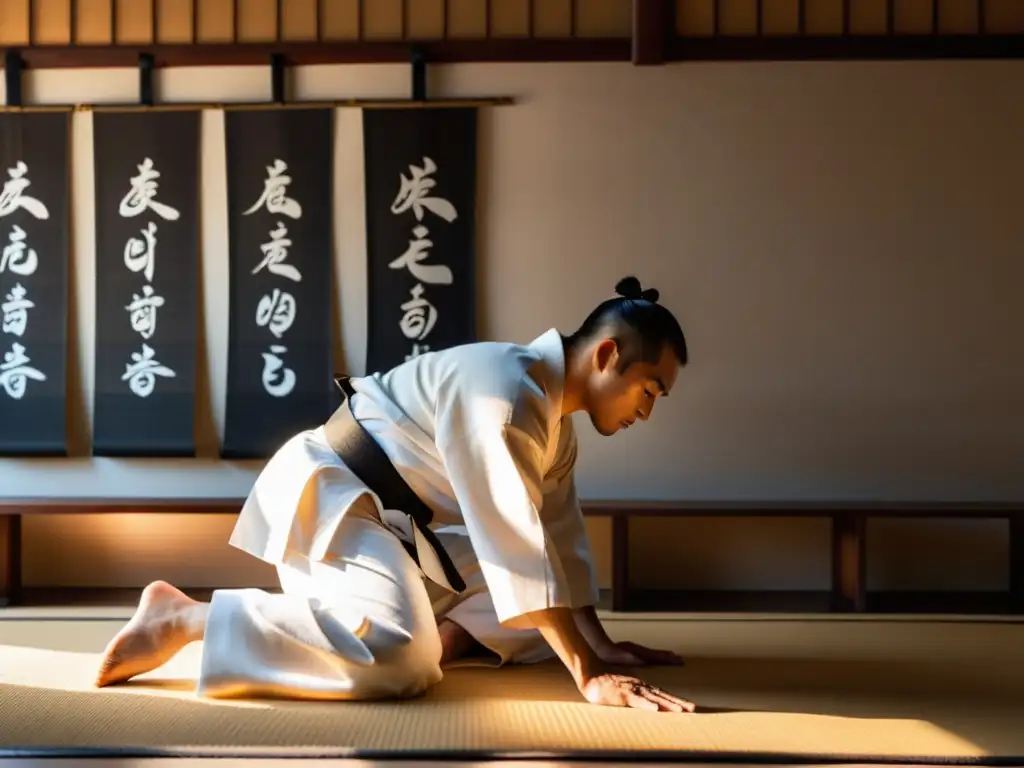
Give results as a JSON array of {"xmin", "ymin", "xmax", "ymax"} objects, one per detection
[{"xmin": 95, "ymin": 276, "xmax": 695, "ymax": 713}]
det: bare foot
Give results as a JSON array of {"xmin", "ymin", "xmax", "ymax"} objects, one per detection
[
  {"xmin": 438, "ymin": 618, "xmax": 492, "ymax": 666},
  {"xmin": 95, "ymin": 580, "xmax": 208, "ymax": 687}
]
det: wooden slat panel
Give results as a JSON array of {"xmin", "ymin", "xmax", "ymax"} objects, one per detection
[
  {"xmin": 447, "ymin": 0, "xmax": 487, "ymax": 38},
  {"xmin": 762, "ymin": 0, "xmax": 800, "ymax": 34},
  {"xmin": 362, "ymin": 0, "xmax": 401, "ymax": 39},
  {"xmin": 937, "ymin": 0, "xmax": 978, "ymax": 32},
  {"xmin": 281, "ymin": 0, "xmax": 317, "ymax": 39},
  {"xmin": 805, "ymin": 0, "xmax": 843, "ymax": 33},
  {"xmin": 155, "ymin": 0, "xmax": 194, "ymax": 42},
  {"xmin": 575, "ymin": 0, "xmax": 630, "ymax": 36},
  {"xmin": 196, "ymin": 0, "xmax": 234, "ymax": 41},
  {"xmin": 321, "ymin": 0, "xmax": 359, "ymax": 39},
  {"xmin": 491, "ymin": 0, "xmax": 530, "ymax": 36},
  {"xmin": 115, "ymin": 0, "xmax": 154, "ymax": 43},
  {"xmin": 894, "ymin": 0, "xmax": 935, "ymax": 32},
  {"xmin": 677, "ymin": 0, "xmax": 715, "ymax": 35},
  {"xmin": 849, "ymin": 0, "xmax": 889, "ymax": 33},
  {"xmin": 238, "ymin": 0, "xmax": 278, "ymax": 41},
  {"xmin": 534, "ymin": 0, "xmax": 573, "ymax": 36},
  {"xmin": 33, "ymin": 0, "xmax": 72, "ymax": 43},
  {"xmin": 407, "ymin": 0, "xmax": 445, "ymax": 38},
  {"xmin": 984, "ymin": 0, "xmax": 1024, "ymax": 32},
  {"xmin": 73, "ymin": 0, "xmax": 111, "ymax": 43},
  {"xmin": 0, "ymin": 0, "xmax": 29, "ymax": 45},
  {"xmin": 718, "ymin": 0, "xmax": 758, "ymax": 34}
]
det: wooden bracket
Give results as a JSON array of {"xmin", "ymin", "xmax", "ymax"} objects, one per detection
[
  {"xmin": 611, "ymin": 514, "xmax": 631, "ymax": 611},
  {"xmin": 411, "ymin": 45, "xmax": 427, "ymax": 101},
  {"xmin": 138, "ymin": 52, "xmax": 155, "ymax": 106},
  {"xmin": 271, "ymin": 53, "xmax": 286, "ymax": 103},
  {"xmin": 5, "ymin": 50, "xmax": 23, "ymax": 107},
  {"xmin": 832, "ymin": 512, "xmax": 867, "ymax": 612},
  {"xmin": 633, "ymin": 0, "xmax": 671, "ymax": 66},
  {"xmin": 1010, "ymin": 517, "xmax": 1023, "ymax": 613},
  {"xmin": 0, "ymin": 515, "xmax": 22, "ymax": 607}
]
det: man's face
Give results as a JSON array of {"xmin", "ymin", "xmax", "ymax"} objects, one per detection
[{"xmin": 586, "ymin": 340, "xmax": 679, "ymax": 437}]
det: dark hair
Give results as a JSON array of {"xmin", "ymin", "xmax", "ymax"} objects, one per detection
[{"xmin": 565, "ymin": 276, "xmax": 688, "ymax": 371}]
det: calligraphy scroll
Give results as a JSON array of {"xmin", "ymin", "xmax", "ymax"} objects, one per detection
[
  {"xmin": 221, "ymin": 108, "xmax": 335, "ymax": 459},
  {"xmin": 362, "ymin": 108, "xmax": 478, "ymax": 374},
  {"xmin": 91, "ymin": 111, "xmax": 200, "ymax": 457},
  {"xmin": 0, "ymin": 111, "xmax": 71, "ymax": 456}
]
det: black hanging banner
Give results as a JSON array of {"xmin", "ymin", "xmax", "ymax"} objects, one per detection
[
  {"xmin": 221, "ymin": 108, "xmax": 335, "ymax": 459},
  {"xmin": 0, "ymin": 111, "xmax": 71, "ymax": 456},
  {"xmin": 362, "ymin": 107, "xmax": 478, "ymax": 374},
  {"xmin": 91, "ymin": 110, "xmax": 200, "ymax": 457}
]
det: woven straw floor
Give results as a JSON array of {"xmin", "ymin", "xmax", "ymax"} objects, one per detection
[{"xmin": 0, "ymin": 615, "xmax": 1022, "ymax": 762}]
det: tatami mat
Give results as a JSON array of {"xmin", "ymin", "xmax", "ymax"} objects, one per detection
[{"xmin": 1, "ymin": 617, "xmax": 1023, "ymax": 762}]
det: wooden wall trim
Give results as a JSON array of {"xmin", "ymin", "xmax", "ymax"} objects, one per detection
[
  {"xmin": 2, "ymin": 34, "xmax": 1021, "ymax": 72},
  {"xmin": 669, "ymin": 33, "xmax": 1024, "ymax": 62},
  {"xmin": 4, "ymin": 39, "xmax": 632, "ymax": 69},
  {"xmin": 0, "ymin": 498, "xmax": 1019, "ymax": 516}
]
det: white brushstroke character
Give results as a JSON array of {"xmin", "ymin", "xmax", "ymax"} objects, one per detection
[
  {"xmin": 256, "ymin": 289, "xmax": 296, "ymax": 339},
  {"xmin": 253, "ymin": 223, "xmax": 302, "ymax": 282},
  {"xmin": 391, "ymin": 157, "xmax": 458, "ymax": 223},
  {"xmin": 1, "ymin": 283, "xmax": 33, "ymax": 336},
  {"xmin": 0, "ymin": 341, "xmax": 46, "ymax": 399},
  {"xmin": 399, "ymin": 283, "xmax": 438, "ymax": 341},
  {"xmin": 261, "ymin": 344, "xmax": 296, "ymax": 397},
  {"xmin": 0, "ymin": 225, "xmax": 39, "ymax": 276},
  {"xmin": 0, "ymin": 161, "xmax": 50, "ymax": 220},
  {"xmin": 124, "ymin": 222, "xmax": 158, "ymax": 283},
  {"xmin": 244, "ymin": 159, "xmax": 303, "ymax": 220},
  {"xmin": 126, "ymin": 284, "xmax": 166, "ymax": 341},
  {"xmin": 122, "ymin": 343, "xmax": 175, "ymax": 398},
  {"xmin": 119, "ymin": 158, "xmax": 180, "ymax": 221}
]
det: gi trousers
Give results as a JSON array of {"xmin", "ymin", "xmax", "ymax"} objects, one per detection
[{"xmin": 196, "ymin": 494, "xmax": 555, "ymax": 700}]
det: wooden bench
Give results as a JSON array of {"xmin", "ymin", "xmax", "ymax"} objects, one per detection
[{"xmin": 1, "ymin": 498, "xmax": 1021, "ymax": 614}]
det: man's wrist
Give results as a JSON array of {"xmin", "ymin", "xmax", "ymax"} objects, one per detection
[{"xmin": 573, "ymin": 649, "xmax": 607, "ymax": 690}]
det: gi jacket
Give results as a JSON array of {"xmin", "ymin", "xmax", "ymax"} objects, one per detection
[{"xmin": 229, "ymin": 329, "xmax": 600, "ymax": 630}]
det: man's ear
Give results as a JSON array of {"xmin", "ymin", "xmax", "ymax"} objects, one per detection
[{"xmin": 592, "ymin": 338, "xmax": 618, "ymax": 373}]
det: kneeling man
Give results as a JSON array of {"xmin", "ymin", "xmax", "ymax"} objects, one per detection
[{"xmin": 95, "ymin": 276, "xmax": 695, "ymax": 713}]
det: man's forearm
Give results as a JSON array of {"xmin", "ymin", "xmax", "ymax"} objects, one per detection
[
  {"xmin": 524, "ymin": 606, "xmax": 606, "ymax": 689},
  {"xmin": 573, "ymin": 605, "xmax": 616, "ymax": 655}
]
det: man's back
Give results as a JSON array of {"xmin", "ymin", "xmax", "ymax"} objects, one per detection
[{"xmin": 353, "ymin": 333, "xmax": 564, "ymax": 454}]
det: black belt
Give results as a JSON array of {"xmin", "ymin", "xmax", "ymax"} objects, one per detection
[{"xmin": 323, "ymin": 375, "xmax": 466, "ymax": 594}]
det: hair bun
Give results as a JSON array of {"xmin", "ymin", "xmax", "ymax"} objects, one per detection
[{"xmin": 615, "ymin": 276, "xmax": 658, "ymax": 303}]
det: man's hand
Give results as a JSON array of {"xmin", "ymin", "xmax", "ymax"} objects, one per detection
[
  {"xmin": 581, "ymin": 672, "xmax": 695, "ymax": 712},
  {"xmin": 572, "ymin": 606, "xmax": 684, "ymax": 668},
  {"xmin": 525, "ymin": 606, "xmax": 696, "ymax": 713},
  {"xmin": 597, "ymin": 641, "xmax": 685, "ymax": 668}
]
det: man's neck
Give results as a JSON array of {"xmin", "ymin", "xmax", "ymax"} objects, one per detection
[{"xmin": 559, "ymin": 335, "xmax": 589, "ymax": 418}]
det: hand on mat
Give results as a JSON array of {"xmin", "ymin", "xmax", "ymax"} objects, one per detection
[
  {"xmin": 598, "ymin": 641, "xmax": 684, "ymax": 668},
  {"xmin": 581, "ymin": 672, "xmax": 695, "ymax": 713}
]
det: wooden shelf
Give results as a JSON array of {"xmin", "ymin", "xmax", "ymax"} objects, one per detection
[{"xmin": 1, "ymin": 500, "xmax": 1022, "ymax": 616}]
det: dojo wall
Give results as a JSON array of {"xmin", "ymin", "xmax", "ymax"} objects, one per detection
[{"xmin": 3, "ymin": 58, "xmax": 1023, "ymax": 593}]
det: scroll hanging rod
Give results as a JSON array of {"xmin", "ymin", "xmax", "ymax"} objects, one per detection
[{"xmin": 24, "ymin": 97, "xmax": 514, "ymax": 113}]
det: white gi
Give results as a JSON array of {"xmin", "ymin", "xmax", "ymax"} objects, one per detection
[{"xmin": 196, "ymin": 329, "xmax": 601, "ymax": 700}]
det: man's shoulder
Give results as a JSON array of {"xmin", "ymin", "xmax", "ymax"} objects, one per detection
[{"xmin": 431, "ymin": 337, "xmax": 546, "ymax": 390}]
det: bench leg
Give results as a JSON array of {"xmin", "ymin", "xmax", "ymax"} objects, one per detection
[
  {"xmin": 1011, "ymin": 517, "xmax": 1023, "ymax": 614},
  {"xmin": 832, "ymin": 512, "xmax": 866, "ymax": 612},
  {"xmin": 611, "ymin": 515, "xmax": 630, "ymax": 612},
  {"xmin": 0, "ymin": 514, "xmax": 22, "ymax": 607}
]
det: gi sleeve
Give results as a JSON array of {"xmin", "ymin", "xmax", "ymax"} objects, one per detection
[
  {"xmin": 435, "ymin": 369, "xmax": 572, "ymax": 630},
  {"xmin": 538, "ymin": 428, "xmax": 601, "ymax": 610}
]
